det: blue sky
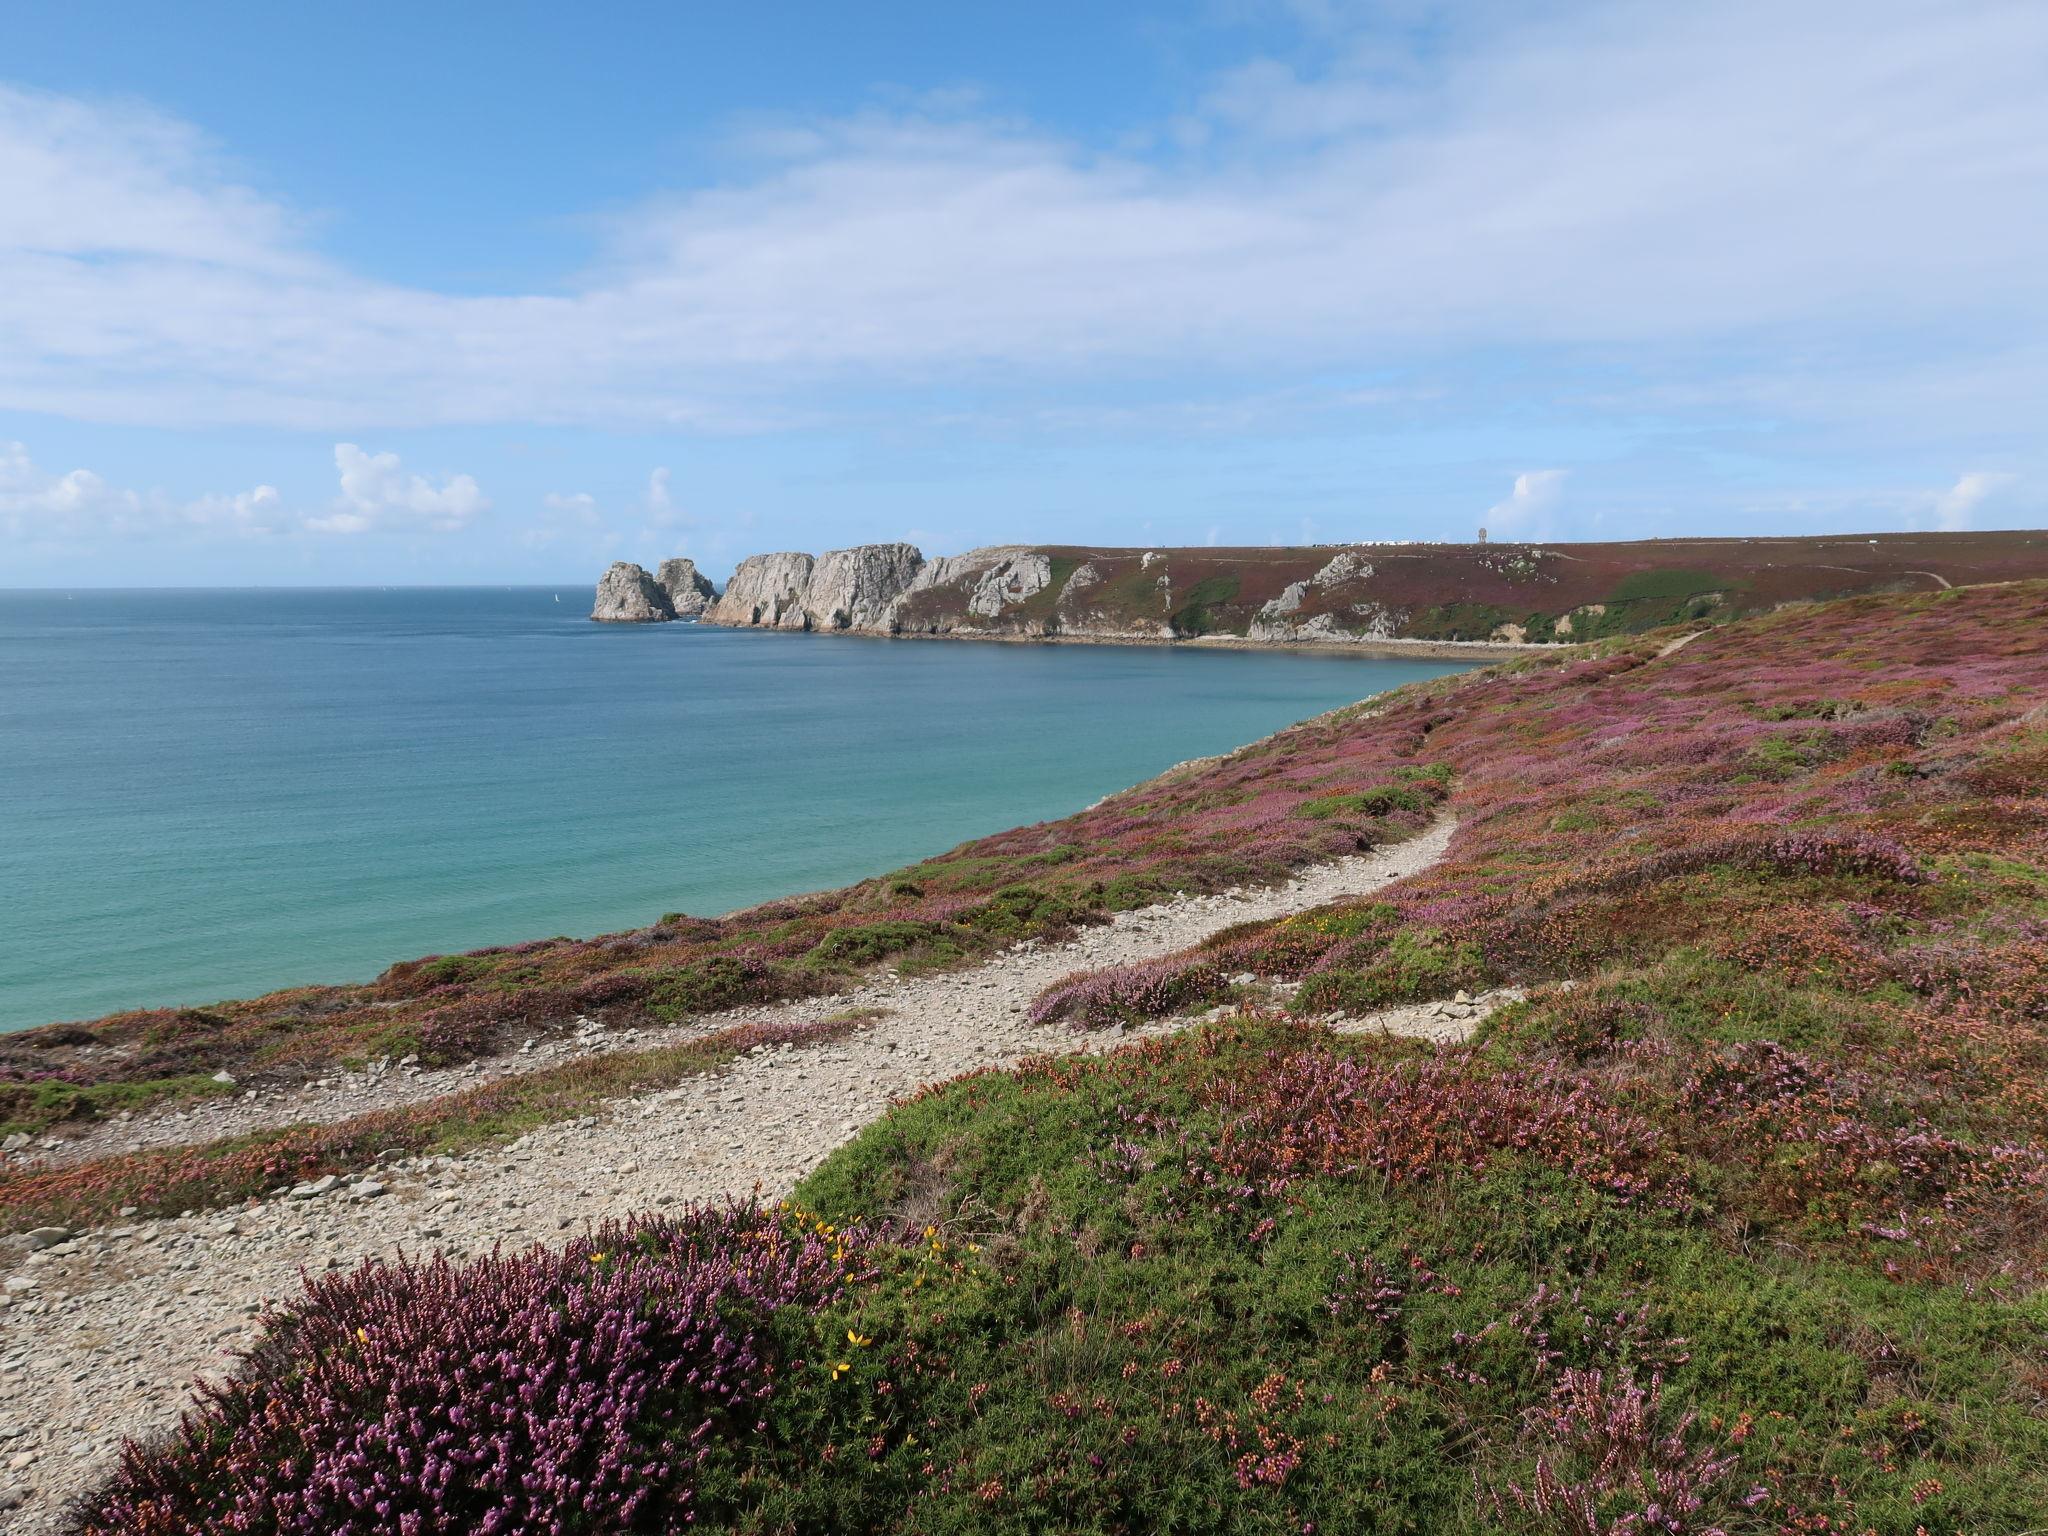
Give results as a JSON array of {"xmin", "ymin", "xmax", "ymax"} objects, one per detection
[{"xmin": 1, "ymin": 0, "xmax": 2043, "ymax": 585}]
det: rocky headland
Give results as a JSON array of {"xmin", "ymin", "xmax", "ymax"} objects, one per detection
[{"xmin": 599, "ymin": 530, "xmax": 2048, "ymax": 648}]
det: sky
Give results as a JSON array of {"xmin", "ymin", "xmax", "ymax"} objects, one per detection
[{"xmin": 0, "ymin": 0, "xmax": 2043, "ymax": 586}]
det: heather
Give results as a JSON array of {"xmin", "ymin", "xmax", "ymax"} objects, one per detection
[
  {"xmin": 62, "ymin": 583, "xmax": 2048, "ymax": 1530},
  {"xmin": 76, "ymin": 1205, "xmax": 878, "ymax": 1535},
  {"xmin": 76, "ymin": 1019, "xmax": 2048, "ymax": 1534}
]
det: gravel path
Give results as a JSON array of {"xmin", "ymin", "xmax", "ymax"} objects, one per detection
[{"xmin": 0, "ymin": 821, "xmax": 1461, "ymax": 1530}]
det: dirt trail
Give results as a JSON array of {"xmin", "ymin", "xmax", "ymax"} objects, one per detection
[{"xmin": 0, "ymin": 821, "xmax": 1462, "ymax": 1529}]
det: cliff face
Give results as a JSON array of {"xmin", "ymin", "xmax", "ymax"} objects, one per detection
[
  {"xmin": 709, "ymin": 552, "xmax": 817, "ymax": 629},
  {"xmin": 591, "ymin": 562, "xmax": 674, "ymax": 623},
  {"xmin": 805, "ymin": 543, "xmax": 925, "ymax": 630},
  {"xmin": 670, "ymin": 530, "xmax": 2048, "ymax": 646},
  {"xmin": 655, "ymin": 558, "xmax": 717, "ymax": 618}
]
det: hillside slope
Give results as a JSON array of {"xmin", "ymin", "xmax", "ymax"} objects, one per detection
[
  {"xmin": 63, "ymin": 581, "xmax": 2048, "ymax": 1535},
  {"xmin": 690, "ymin": 529, "xmax": 2048, "ymax": 647}
]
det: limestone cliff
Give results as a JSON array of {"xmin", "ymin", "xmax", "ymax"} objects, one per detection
[
  {"xmin": 709, "ymin": 552, "xmax": 817, "ymax": 629},
  {"xmin": 655, "ymin": 558, "xmax": 717, "ymax": 618},
  {"xmin": 805, "ymin": 543, "xmax": 925, "ymax": 630},
  {"xmin": 590, "ymin": 562, "xmax": 674, "ymax": 623}
]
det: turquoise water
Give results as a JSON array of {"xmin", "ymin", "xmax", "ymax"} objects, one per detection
[{"xmin": 0, "ymin": 589, "xmax": 1470, "ymax": 1031}]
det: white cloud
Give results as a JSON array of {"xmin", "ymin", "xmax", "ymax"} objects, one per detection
[
  {"xmin": 306, "ymin": 444, "xmax": 487, "ymax": 535},
  {"xmin": 520, "ymin": 469, "xmax": 690, "ymax": 554},
  {"xmin": 641, "ymin": 466, "xmax": 691, "ymax": 529},
  {"xmin": 0, "ymin": 0, "xmax": 2041, "ymax": 436},
  {"xmin": 1484, "ymin": 469, "xmax": 1568, "ymax": 538},
  {"xmin": 0, "ymin": 439, "xmax": 279, "ymax": 541},
  {"xmin": 1931, "ymin": 469, "xmax": 2016, "ymax": 530}
]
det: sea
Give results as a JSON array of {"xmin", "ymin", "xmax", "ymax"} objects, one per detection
[{"xmin": 0, "ymin": 588, "xmax": 1472, "ymax": 1031}]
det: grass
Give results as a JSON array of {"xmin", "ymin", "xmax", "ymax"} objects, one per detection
[{"xmin": 1171, "ymin": 573, "xmax": 1244, "ymax": 636}]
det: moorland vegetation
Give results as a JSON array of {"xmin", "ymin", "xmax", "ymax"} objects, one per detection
[{"xmin": 59, "ymin": 580, "xmax": 2048, "ymax": 1533}]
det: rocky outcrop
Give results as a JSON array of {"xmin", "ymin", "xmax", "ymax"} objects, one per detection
[
  {"xmin": 656, "ymin": 558, "xmax": 717, "ymax": 618},
  {"xmin": 967, "ymin": 553, "xmax": 1053, "ymax": 617},
  {"xmin": 704, "ymin": 544, "xmax": 931, "ymax": 633},
  {"xmin": 1249, "ymin": 552, "xmax": 1383, "ymax": 642},
  {"xmin": 805, "ymin": 543, "xmax": 925, "ymax": 630},
  {"xmin": 710, "ymin": 552, "xmax": 817, "ymax": 629},
  {"xmin": 887, "ymin": 547, "xmax": 1074, "ymax": 636},
  {"xmin": 591, "ymin": 562, "xmax": 674, "ymax": 623}
]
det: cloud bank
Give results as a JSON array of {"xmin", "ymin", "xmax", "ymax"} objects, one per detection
[
  {"xmin": 0, "ymin": 0, "xmax": 2042, "ymax": 441},
  {"xmin": 2, "ymin": 442, "xmax": 484, "ymax": 544}
]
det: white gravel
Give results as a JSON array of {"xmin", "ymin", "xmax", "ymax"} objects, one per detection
[{"xmin": 0, "ymin": 820, "xmax": 1458, "ymax": 1530}]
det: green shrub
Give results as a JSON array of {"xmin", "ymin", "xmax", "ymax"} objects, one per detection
[
  {"xmin": 961, "ymin": 884, "xmax": 1088, "ymax": 938},
  {"xmin": 804, "ymin": 921, "xmax": 954, "ymax": 970},
  {"xmin": 644, "ymin": 957, "xmax": 785, "ymax": 1022},
  {"xmin": 1296, "ymin": 784, "xmax": 1428, "ymax": 820}
]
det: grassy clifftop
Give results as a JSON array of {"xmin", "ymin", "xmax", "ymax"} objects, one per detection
[
  {"xmin": 784, "ymin": 530, "xmax": 2048, "ymax": 646},
  {"xmin": 66, "ymin": 581, "xmax": 2048, "ymax": 1533}
]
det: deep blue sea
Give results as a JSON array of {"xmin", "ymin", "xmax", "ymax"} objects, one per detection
[{"xmin": 0, "ymin": 589, "xmax": 1471, "ymax": 1031}]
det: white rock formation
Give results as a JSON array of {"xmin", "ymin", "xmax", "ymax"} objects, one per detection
[
  {"xmin": 655, "ymin": 558, "xmax": 717, "ymax": 617},
  {"xmin": 805, "ymin": 543, "xmax": 925, "ymax": 630},
  {"xmin": 590, "ymin": 562, "xmax": 674, "ymax": 623},
  {"xmin": 966, "ymin": 553, "xmax": 1053, "ymax": 617},
  {"xmin": 709, "ymin": 552, "xmax": 817, "ymax": 629},
  {"xmin": 1248, "ymin": 550, "xmax": 1379, "ymax": 641}
]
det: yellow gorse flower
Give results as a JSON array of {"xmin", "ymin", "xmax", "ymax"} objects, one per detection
[
  {"xmin": 831, "ymin": 1361, "xmax": 852, "ymax": 1380},
  {"xmin": 846, "ymin": 1328, "xmax": 872, "ymax": 1347}
]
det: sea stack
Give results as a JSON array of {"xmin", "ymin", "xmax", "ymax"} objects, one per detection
[
  {"xmin": 656, "ymin": 558, "xmax": 718, "ymax": 618},
  {"xmin": 590, "ymin": 561, "xmax": 674, "ymax": 623}
]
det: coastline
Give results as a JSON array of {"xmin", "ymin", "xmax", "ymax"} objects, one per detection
[{"xmin": 699, "ymin": 619, "xmax": 1548, "ymax": 662}]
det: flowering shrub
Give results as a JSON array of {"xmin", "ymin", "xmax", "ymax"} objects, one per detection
[
  {"xmin": 1478, "ymin": 1369, "xmax": 1747, "ymax": 1536},
  {"xmin": 76, "ymin": 1206, "xmax": 873, "ymax": 1535},
  {"xmin": 1029, "ymin": 953, "xmax": 1230, "ymax": 1028},
  {"xmin": 1198, "ymin": 1045, "xmax": 1689, "ymax": 1208}
]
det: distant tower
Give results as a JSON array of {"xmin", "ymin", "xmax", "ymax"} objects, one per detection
[{"xmin": 1477, "ymin": 526, "xmax": 1488, "ymax": 545}]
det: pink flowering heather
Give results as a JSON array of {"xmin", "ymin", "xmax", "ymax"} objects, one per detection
[
  {"xmin": 75, "ymin": 1206, "xmax": 873, "ymax": 1536},
  {"xmin": 1479, "ymin": 1368, "xmax": 1748, "ymax": 1536}
]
